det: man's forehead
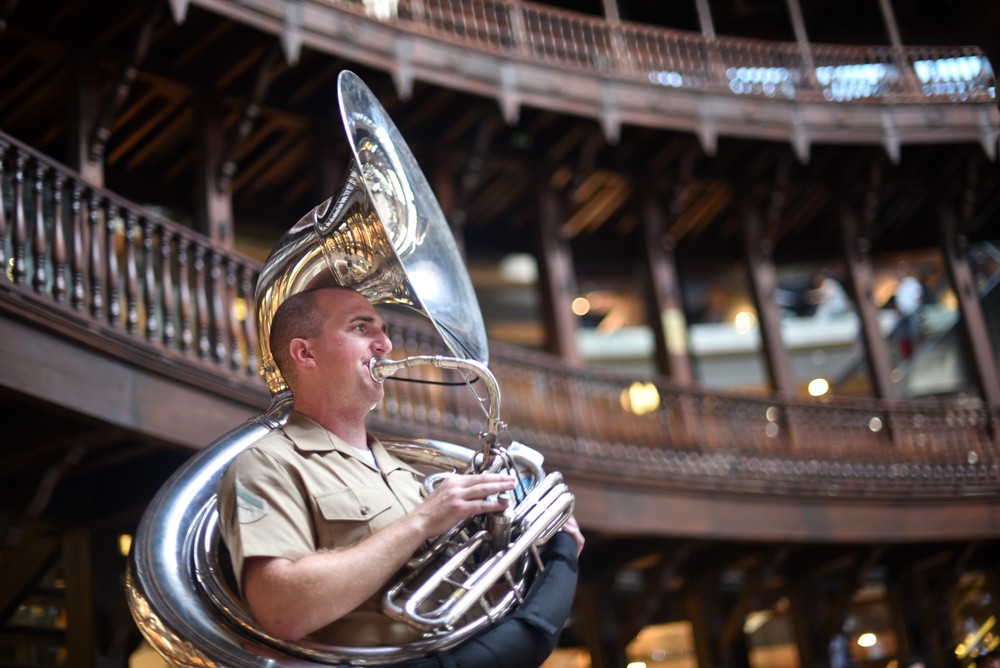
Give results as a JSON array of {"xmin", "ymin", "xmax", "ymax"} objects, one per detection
[{"xmin": 316, "ymin": 288, "xmax": 379, "ymax": 319}]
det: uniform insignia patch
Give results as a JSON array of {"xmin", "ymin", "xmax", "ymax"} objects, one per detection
[{"xmin": 235, "ymin": 484, "xmax": 268, "ymax": 524}]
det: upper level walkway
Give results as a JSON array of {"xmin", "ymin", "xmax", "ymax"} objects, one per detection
[
  {"xmin": 3, "ymin": 130, "xmax": 999, "ymax": 545},
  {"xmin": 174, "ymin": 0, "xmax": 1000, "ymax": 161}
]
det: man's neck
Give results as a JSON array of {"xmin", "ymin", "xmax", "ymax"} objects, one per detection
[{"xmin": 294, "ymin": 401, "xmax": 370, "ymax": 450}]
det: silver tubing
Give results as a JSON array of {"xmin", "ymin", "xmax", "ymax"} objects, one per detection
[{"xmin": 370, "ymin": 355, "xmax": 506, "ymax": 457}]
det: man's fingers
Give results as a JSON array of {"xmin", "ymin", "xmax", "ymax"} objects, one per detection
[{"xmin": 434, "ymin": 473, "xmax": 515, "ymax": 497}]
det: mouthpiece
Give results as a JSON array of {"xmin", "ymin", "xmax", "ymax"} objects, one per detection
[{"xmin": 369, "ymin": 357, "xmax": 390, "ymax": 383}]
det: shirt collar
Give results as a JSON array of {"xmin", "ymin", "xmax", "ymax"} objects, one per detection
[{"xmin": 283, "ymin": 410, "xmax": 421, "ymax": 476}]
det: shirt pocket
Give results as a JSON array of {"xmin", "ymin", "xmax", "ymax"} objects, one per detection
[{"xmin": 314, "ymin": 487, "xmax": 393, "ymax": 549}]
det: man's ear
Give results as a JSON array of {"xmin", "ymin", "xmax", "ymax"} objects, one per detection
[{"xmin": 288, "ymin": 338, "xmax": 316, "ymax": 369}]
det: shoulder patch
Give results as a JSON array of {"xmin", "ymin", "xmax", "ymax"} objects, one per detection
[{"xmin": 235, "ymin": 484, "xmax": 268, "ymax": 524}]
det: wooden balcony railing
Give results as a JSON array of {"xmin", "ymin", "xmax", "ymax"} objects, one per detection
[
  {"xmin": 377, "ymin": 0, "xmax": 996, "ymax": 105},
  {"xmin": 2, "ymin": 130, "xmax": 998, "ymax": 501},
  {"xmin": 183, "ymin": 0, "xmax": 998, "ymax": 157},
  {"xmin": 0, "ymin": 132, "xmax": 262, "ymax": 401}
]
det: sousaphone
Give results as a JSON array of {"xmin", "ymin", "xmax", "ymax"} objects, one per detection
[{"xmin": 126, "ymin": 71, "xmax": 574, "ymax": 666}]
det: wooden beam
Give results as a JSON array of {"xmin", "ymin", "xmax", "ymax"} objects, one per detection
[
  {"xmin": 718, "ymin": 548, "xmax": 788, "ymax": 656},
  {"xmin": 821, "ymin": 547, "xmax": 883, "ymax": 641},
  {"xmin": 87, "ymin": 1, "xmax": 163, "ymax": 162},
  {"xmin": 740, "ymin": 195, "xmax": 794, "ymax": 395},
  {"xmin": 888, "ymin": 572, "xmax": 919, "ymax": 660},
  {"xmin": 837, "ymin": 201, "xmax": 898, "ymax": 400},
  {"xmin": 63, "ymin": 527, "xmax": 97, "ymax": 667},
  {"xmin": 639, "ymin": 185, "xmax": 694, "ymax": 386},
  {"xmin": 577, "ymin": 581, "xmax": 611, "ymax": 668},
  {"xmin": 535, "ymin": 176, "xmax": 580, "ymax": 362},
  {"xmin": 194, "ymin": 93, "xmax": 234, "ymax": 247},
  {"xmin": 69, "ymin": 49, "xmax": 104, "ymax": 187},
  {"xmin": 616, "ymin": 545, "xmax": 693, "ymax": 649},
  {"xmin": 217, "ymin": 44, "xmax": 281, "ymax": 194},
  {"xmin": 0, "ymin": 526, "xmax": 59, "ymax": 622},
  {"xmin": 787, "ymin": 575, "xmax": 824, "ymax": 668},
  {"xmin": 683, "ymin": 579, "xmax": 718, "ymax": 668},
  {"xmin": 935, "ymin": 192, "xmax": 1000, "ymax": 406}
]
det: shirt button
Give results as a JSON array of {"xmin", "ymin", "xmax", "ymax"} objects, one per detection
[{"xmin": 360, "ymin": 506, "xmax": 370, "ymax": 516}]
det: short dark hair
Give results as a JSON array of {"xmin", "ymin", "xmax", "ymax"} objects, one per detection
[{"xmin": 269, "ymin": 287, "xmax": 353, "ymax": 385}]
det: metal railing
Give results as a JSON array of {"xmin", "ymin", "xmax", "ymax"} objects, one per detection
[
  {"xmin": 328, "ymin": 0, "xmax": 996, "ymax": 105},
  {"xmin": 2, "ymin": 130, "xmax": 998, "ymax": 500},
  {"xmin": 375, "ymin": 315, "xmax": 1000, "ymax": 498}
]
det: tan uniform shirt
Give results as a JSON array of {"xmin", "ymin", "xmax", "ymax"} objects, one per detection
[{"xmin": 217, "ymin": 410, "xmax": 427, "ymax": 647}]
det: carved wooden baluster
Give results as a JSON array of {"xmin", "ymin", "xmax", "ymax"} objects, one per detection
[
  {"xmin": 11, "ymin": 152, "xmax": 28, "ymax": 285},
  {"xmin": 142, "ymin": 218, "xmax": 159, "ymax": 343},
  {"xmin": 105, "ymin": 204, "xmax": 122, "ymax": 327},
  {"xmin": 194, "ymin": 244, "xmax": 210, "ymax": 360},
  {"xmin": 51, "ymin": 174, "xmax": 68, "ymax": 302},
  {"xmin": 178, "ymin": 236, "xmax": 194, "ymax": 354},
  {"xmin": 241, "ymin": 266, "xmax": 257, "ymax": 376},
  {"xmin": 225, "ymin": 258, "xmax": 241, "ymax": 371},
  {"xmin": 123, "ymin": 211, "xmax": 139, "ymax": 334},
  {"xmin": 69, "ymin": 184, "xmax": 86, "ymax": 309},
  {"xmin": 88, "ymin": 192, "xmax": 104, "ymax": 318},
  {"xmin": 160, "ymin": 227, "xmax": 176, "ymax": 349},
  {"xmin": 31, "ymin": 163, "xmax": 49, "ymax": 293},
  {"xmin": 0, "ymin": 143, "xmax": 8, "ymax": 275},
  {"xmin": 177, "ymin": 235, "xmax": 193, "ymax": 354},
  {"xmin": 210, "ymin": 250, "xmax": 227, "ymax": 365}
]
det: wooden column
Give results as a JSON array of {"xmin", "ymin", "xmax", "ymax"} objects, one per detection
[
  {"xmin": 63, "ymin": 526, "xmax": 134, "ymax": 667},
  {"xmin": 640, "ymin": 186, "xmax": 694, "ymax": 385},
  {"xmin": 431, "ymin": 153, "xmax": 466, "ymax": 258},
  {"xmin": 936, "ymin": 193, "xmax": 1000, "ymax": 406},
  {"xmin": 577, "ymin": 579, "xmax": 627, "ymax": 668},
  {"xmin": 888, "ymin": 572, "xmax": 921, "ymax": 661},
  {"xmin": 0, "ymin": 527, "xmax": 59, "ymax": 622},
  {"xmin": 740, "ymin": 197, "xmax": 794, "ymax": 394},
  {"xmin": 195, "ymin": 94, "xmax": 235, "ymax": 248},
  {"xmin": 787, "ymin": 576, "xmax": 824, "ymax": 668},
  {"xmin": 837, "ymin": 202, "xmax": 898, "ymax": 400},
  {"xmin": 69, "ymin": 49, "xmax": 104, "ymax": 187},
  {"xmin": 63, "ymin": 527, "xmax": 98, "ymax": 667},
  {"xmin": 535, "ymin": 175, "xmax": 580, "ymax": 362},
  {"xmin": 683, "ymin": 578, "xmax": 720, "ymax": 668},
  {"xmin": 316, "ymin": 118, "xmax": 344, "ymax": 203}
]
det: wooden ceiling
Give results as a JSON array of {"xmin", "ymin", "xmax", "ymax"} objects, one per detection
[{"xmin": 2, "ymin": 0, "xmax": 998, "ymax": 287}]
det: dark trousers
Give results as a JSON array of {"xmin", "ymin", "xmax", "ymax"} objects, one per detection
[{"xmin": 381, "ymin": 531, "xmax": 579, "ymax": 668}]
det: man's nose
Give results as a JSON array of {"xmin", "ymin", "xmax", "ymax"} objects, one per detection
[{"xmin": 374, "ymin": 330, "xmax": 392, "ymax": 353}]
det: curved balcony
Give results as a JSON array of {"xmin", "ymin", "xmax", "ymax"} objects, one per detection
[
  {"xmin": 4, "ymin": 130, "xmax": 999, "ymax": 545},
  {"xmin": 172, "ymin": 0, "xmax": 1000, "ymax": 161}
]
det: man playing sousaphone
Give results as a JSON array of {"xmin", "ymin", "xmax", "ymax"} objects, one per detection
[
  {"xmin": 208, "ymin": 70, "xmax": 583, "ymax": 667},
  {"xmin": 216, "ymin": 285, "xmax": 583, "ymax": 663}
]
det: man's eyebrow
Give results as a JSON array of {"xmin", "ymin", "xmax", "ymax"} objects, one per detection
[{"xmin": 349, "ymin": 314, "xmax": 386, "ymax": 331}]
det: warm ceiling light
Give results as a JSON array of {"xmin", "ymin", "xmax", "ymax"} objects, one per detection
[
  {"xmin": 857, "ymin": 632, "xmax": 877, "ymax": 648},
  {"xmin": 622, "ymin": 382, "xmax": 660, "ymax": 416},
  {"xmin": 807, "ymin": 378, "xmax": 830, "ymax": 397},
  {"xmin": 572, "ymin": 297, "xmax": 591, "ymax": 316},
  {"xmin": 734, "ymin": 310, "xmax": 755, "ymax": 332}
]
